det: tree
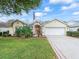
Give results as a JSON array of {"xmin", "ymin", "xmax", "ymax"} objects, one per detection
[{"xmin": 0, "ymin": 0, "xmax": 41, "ymax": 14}]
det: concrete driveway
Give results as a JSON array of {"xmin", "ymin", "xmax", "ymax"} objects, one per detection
[{"xmin": 47, "ymin": 36, "xmax": 79, "ymax": 59}]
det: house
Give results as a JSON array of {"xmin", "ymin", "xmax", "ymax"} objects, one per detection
[
  {"xmin": 68, "ymin": 21, "xmax": 79, "ymax": 31},
  {"xmin": 0, "ymin": 20, "xmax": 26, "ymax": 36},
  {"xmin": 0, "ymin": 22, "xmax": 9, "ymax": 33},
  {"xmin": 0, "ymin": 19, "xmax": 79, "ymax": 36},
  {"xmin": 41, "ymin": 19, "xmax": 79, "ymax": 36},
  {"xmin": 42, "ymin": 19, "xmax": 69, "ymax": 36}
]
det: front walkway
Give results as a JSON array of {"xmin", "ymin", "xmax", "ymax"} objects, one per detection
[{"xmin": 47, "ymin": 36, "xmax": 79, "ymax": 59}]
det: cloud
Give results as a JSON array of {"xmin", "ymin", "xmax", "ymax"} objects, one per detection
[
  {"xmin": 35, "ymin": 12, "xmax": 47, "ymax": 17},
  {"xmin": 49, "ymin": 0, "xmax": 59, "ymax": 4},
  {"xmin": 35, "ymin": 12, "xmax": 43, "ymax": 17},
  {"xmin": 44, "ymin": 7, "xmax": 51, "ymax": 12},
  {"xmin": 62, "ymin": 3, "xmax": 79, "ymax": 10},
  {"xmin": 73, "ymin": 11, "xmax": 79, "ymax": 15},
  {"xmin": 49, "ymin": 0, "xmax": 73, "ymax": 4}
]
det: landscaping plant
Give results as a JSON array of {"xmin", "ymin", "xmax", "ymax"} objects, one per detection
[{"xmin": 15, "ymin": 26, "xmax": 32, "ymax": 38}]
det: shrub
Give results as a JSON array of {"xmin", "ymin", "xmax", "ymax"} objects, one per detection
[
  {"xmin": 77, "ymin": 28, "xmax": 79, "ymax": 31},
  {"xmin": 15, "ymin": 28, "xmax": 22, "ymax": 37},
  {"xmin": 8, "ymin": 34, "xmax": 11, "ymax": 36},
  {"xmin": 22, "ymin": 26, "xmax": 32, "ymax": 37},
  {"xmin": 67, "ymin": 31, "xmax": 72, "ymax": 36},
  {"xmin": 15, "ymin": 26, "xmax": 32, "ymax": 38},
  {"xmin": 67, "ymin": 31, "xmax": 79, "ymax": 37},
  {"xmin": 2, "ymin": 31, "xmax": 9, "ymax": 37},
  {"xmin": 0, "ymin": 32, "xmax": 2, "ymax": 36},
  {"xmin": 72, "ymin": 32, "xmax": 79, "ymax": 37}
]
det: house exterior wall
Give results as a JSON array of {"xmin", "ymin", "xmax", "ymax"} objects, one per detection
[
  {"xmin": 42, "ymin": 20, "xmax": 69, "ymax": 35},
  {"xmin": 44, "ymin": 20, "xmax": 67, "ymax": 27},
  {"xmin": 0, "ymin": 28, "xmax": 9, "ymax": 32},
  {"xmin": 9, "ymin": 21, "xmax": 24, "ymax": 36},
  {"xmin": 9, "ymin": 27, "xmax": 14, "ymax": 36},
  {"xmin": 33, "ymin": 22, "xmax": 41, "ymax": 37}
]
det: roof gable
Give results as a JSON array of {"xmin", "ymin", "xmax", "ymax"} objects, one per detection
[
  {"xmin": 44, "ymin": 19, "xmax": 69, "ymax": 27},
  {"xmin": 0, "ymin": 20, "xmax": 26, "ymax": 28},
  {"xmin": 9, "ymin": 20, "xmax": 26, "ymax": 27}
]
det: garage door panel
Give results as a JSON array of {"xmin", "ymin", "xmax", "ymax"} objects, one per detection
[{"xmin": 43, "ymin": 27, "xmax": 65, "ymax": 35}]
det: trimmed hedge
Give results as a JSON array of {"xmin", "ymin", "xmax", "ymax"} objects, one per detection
[{"xmin": 67, "ymin": 31, "xmax": 79, "ymax": 37}]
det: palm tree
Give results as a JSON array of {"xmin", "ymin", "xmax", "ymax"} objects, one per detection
[{"xmin": 0, "ymin": 0, "xmax": 41, "ymax": 14}]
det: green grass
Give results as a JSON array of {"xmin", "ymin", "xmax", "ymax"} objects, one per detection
[{"xmin": 0, "ymin": 37, "xmax": 56, "ymax": 59}]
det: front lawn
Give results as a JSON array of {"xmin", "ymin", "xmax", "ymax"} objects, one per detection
[{"xmin": 0, "ymin": 37, "xmax": 56, "ymax": 59}]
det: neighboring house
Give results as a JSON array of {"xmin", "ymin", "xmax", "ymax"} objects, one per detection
[
  {"xmin": 69, "ymin": 26, "xmax": 79, "ymax": 31},
  {"xmin": 67, "ymin": 21, "xmax": 79, "ymax": 31},
  {"xmin": 0, "ymin": 22, "xmax": 9, "ymax": 33},
  {"xmin": 0, "ymin": 20, "xmax": 26, "ymax": 36}
]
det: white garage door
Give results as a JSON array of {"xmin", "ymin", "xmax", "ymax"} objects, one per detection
[{"xmin": 43, "ymin": 27, "xmax": 66, "ymax": 35}]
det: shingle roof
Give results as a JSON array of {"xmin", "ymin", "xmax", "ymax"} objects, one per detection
[
  {"xmin": 10, "ymin": 20, "xmax": 26, "ymax": 26},
  {"xmin": 42, "ymin": 19, "xmax": 69, "ymax": 27},
  {"xmin": 0, "ymin": 19, "xmax": 79, "ymax": 28},
  {"xmin": 43, "ymin": 19, "xmax": 79, "ymax": 28},
  {"xmin": 0, "ymin": 22, "xmax": 9, "ymax": 28},
  {"xmin": 67, "ymin": 21, "xmax": 79, "ymax": 27},
  {"xmin": 0, "ymin": 20, "xmax": 26, "ymax": 28}
]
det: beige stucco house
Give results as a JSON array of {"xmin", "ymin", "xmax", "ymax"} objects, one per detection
[
  {"xmin": 9, "ymin": 20, "xmax": 26, "ymax": 36},
  {"xmin": 32, "ymin": 19, "xmax": 69, "ymax": 36},
  {"xmin": 0, "ymin": 20, "xmax": 26, "ymax": 36},
  {"xmin": 42, "ymin": 19, "xmax": 69, "ymax": 36},
  {"xmin": 0, "ymin": 19, "xmax": 77, "ymax": 36}
]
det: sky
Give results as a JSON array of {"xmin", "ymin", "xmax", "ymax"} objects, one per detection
[{"xmin": 0, "ymin": 0, "xmax": 79, "ymax": 23}]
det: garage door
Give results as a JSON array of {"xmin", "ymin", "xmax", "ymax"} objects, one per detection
[{"xmin": 43, "ymin": 27, "xmax": 65, "ymax": 35}]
